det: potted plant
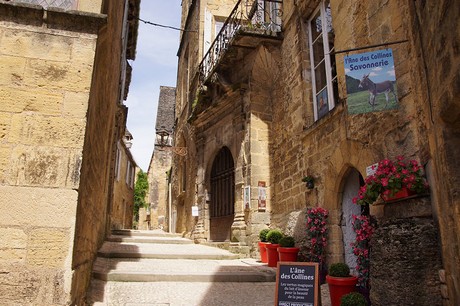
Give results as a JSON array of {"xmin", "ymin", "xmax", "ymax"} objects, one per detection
[
  {"xmin": 258, "ymin": 228, "xmax": 270, "ymax": 263},
  {"xmin": 326, "ymin": 263, "xmax": 358, "ymax": 306},
  {"xmin": 277, "ymin": 235, "xmax": 300, "ymax": 262},
  {"xmin": 353, "ymin": 156, "xmax": 429, "ymax": 205},
  {"xmin": 302, "ymin": 175, "xmax": 315, "ymax": 189},
  {"xmin": 265, "ymin": 229, "xmax": 283, "ymax": 267},
  {"xmin": 340, "ymin": 292, "xmax": 367, "ymax": 306}
]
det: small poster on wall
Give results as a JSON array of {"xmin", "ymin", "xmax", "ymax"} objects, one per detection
[
  {"xmin": 344, "ymin": 49, "xmax": 399, "ymax": 114},
  {"xmin": 258, "ymin": 181, "xmax": 266, "ymax": 211},
  {"xmin": 243, "ymin": 186, "xmax": 251, "ymax": 210},
  {"xmin": 191, "ymin": 206, "xmax": 199, "ymax": 217}
]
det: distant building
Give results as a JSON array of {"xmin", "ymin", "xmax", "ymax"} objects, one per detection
[
  {"xmin": 0, "ymin": 0, "xmax": 139, "ymax": 304},
  {"xmin": 144, "ymin": 86, "xmax": 176, "ymax": 231},
  {"xmin": 111, "ymin": 129, "xmax": 136, "ymax": 230}
]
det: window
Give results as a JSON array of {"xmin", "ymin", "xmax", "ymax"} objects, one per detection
[
  {"xmin": 252, "ymin": 0, "xmax": 282, "ymax": 32},
  {"xmin": 125, "ymin": 161, "xmax": 131, "ymax": 185},
  {"xmin": 308, "ymin": 0, "xmax": 338, "ymax": 121},
  {"xmin": 215, "ymin": 20, "xmax": 224, "ymax": 37},
  {"xmin": 125, "ymin": 160, "xmax": 134, "ymax": 188},
  {"xmin": 115, "ymin": 142, "xmax": 121, "ymax": 181}
]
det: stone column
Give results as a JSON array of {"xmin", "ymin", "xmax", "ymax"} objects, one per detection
[{"xmin": 230, "ymin": 87, "xmax": 249, "ymax": 255}]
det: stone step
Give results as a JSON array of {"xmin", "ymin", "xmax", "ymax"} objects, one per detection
[
  {"xmin": 111, "ymin": 229, "xmax": 182, "ymax": 238},
  {"xmin": 87, "ymin": 280, "xmax": 332, "ymax": 305},
  {"xmin": 87, "ymin": 279, "xmax": 278, "ymax": 305},
  {"xmin": 97, "ymin": 241, "xmax": 240, "ymax": 260},
  {"xmin": 92, "ymin": 258, "xmax": 276, "ymax": 282},
  {"xmin": 106, "ymin": 235, "xmax": 194, "ymax": 244}
]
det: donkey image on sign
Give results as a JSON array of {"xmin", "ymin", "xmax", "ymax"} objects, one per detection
[{"xmin": 358, "ymin": 73, "xmax": 398, "ymax": 110}]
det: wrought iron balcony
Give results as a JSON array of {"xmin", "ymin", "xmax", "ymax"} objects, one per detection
[{"xmin": 199, "ymin": 0, "xmax": 283, "ymax": 85}]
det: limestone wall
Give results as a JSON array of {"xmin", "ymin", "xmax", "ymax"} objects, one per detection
[
  {"xmin": 174, "ymin": 0, "xmax": 201, "ymax": 236},
  {"xmin": 71, "ymin": 0, "xmax": 129, "ymax": 303},
  {"xmin": 0, "ymin": 2, "xmax": 103, "ymax": 305},
  {"xmin": 111, "ymin": 140, "xmax": 135, "ymax": 230},
  {"xmin": 268, "ymin": 0, "xmax": 455, "ymax": 302},
  {"xmin": 269, "ymin": 0, "xmax": 432, "ymax": 261},
  {"xmin": 173, "ymin": 0, "xmax": 457, "ymax": 302},
  {"xmin": 408, "ymin": 1, "xmax": 460, "ymax": 304},
  {"xmin": 147, "ymin": 150, "xmax": 172, "ymax": 230},
  {"xmin": 370, "ymin": 199, "xmax": 442, "ymax": 305},
  {"xmin": 7, "ymin": 0, "xmax": 103, "ymax": 14}
]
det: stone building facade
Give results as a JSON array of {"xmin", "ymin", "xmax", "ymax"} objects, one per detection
[
  {"xmin": 144, "ymin": 86, "xmax": 176, "ymax": 231},
  {"xmin": 0, "ymin": 0, "xmax": 139, "ymax": 304},
  {"xmin": 111, "ymin": 129, "xmax": 136, "ymax": 230},
  {"xmin": 173, "ymin": 0, "xmax": 459, "ymax": 304}
]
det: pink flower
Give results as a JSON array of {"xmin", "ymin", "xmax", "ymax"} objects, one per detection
[{"xmin": 381, "ymin": 178, "xmax": 389, "ymax": 187}]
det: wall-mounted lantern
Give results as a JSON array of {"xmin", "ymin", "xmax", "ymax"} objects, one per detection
[{"xmin": 155, "ymin": 126, "xmax": 187, "ymax": 156}]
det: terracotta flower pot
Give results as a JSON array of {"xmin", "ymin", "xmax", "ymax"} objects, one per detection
[
  {"xmin": 326, "ymin": 275, "xmax": 358, "ymax": 306},
  {"xmin": 258, "ymin": 241, "xmax": 270, "ymax": 263},
  {"xmin": 265, "ymin": 243, "xmax": 280, "ymax": 267},
  {"xmin": 381, "ymin": 187, "xmax": 416, "ymax": 202},
  {"xmin": 277, "ymin": 247, "xmax": 300, "ymax": 262}
]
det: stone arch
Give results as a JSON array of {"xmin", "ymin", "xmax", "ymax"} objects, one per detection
[{"xmin": 323, "ymin": 140, "xmax": 377, "ymax": 264}]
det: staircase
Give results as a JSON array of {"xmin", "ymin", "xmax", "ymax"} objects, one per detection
[{"xmin": 86, "ymin": 230, "xmax": 277, "ymax": 305}]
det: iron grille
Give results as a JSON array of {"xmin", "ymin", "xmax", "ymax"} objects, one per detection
[{"xmin": 210, "ymin": 147, "xmax": 235, "ymax": 218}]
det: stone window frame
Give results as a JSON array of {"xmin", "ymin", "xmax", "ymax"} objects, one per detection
[{"xmin": 307, "ymin": 0, "xmax": 338, "ymax": 122}]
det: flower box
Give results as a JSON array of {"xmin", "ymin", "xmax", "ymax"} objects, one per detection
[
  {"xmin": 353, "ymin": 156, "xmax": 429, "ymax": 206},
  {"xmin": 381, "ymin": 187, "xmax": 416, "ymax": 202}
]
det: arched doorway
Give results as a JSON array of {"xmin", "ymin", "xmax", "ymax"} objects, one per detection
[
  {"xmin": 209, "ymin": 147, "xmax": 235, "ymax": 241},
  {"xmin": 341, "ymin": 168, "xmax": 366, "ymax": 274}
]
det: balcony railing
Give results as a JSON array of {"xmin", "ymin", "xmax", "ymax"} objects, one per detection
[
  {"xmin": 7, "ymin": 0, "xmax": 77, "ymax": 10},
  {"xmin": 199, "ymin": 0, "xmax": 282, "ymax": 84}
]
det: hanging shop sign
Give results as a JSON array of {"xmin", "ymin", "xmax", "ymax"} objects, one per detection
[
  {"xmin": 344, "ymin": 48, "xmax": 399, "ymax": 114},
  {"xmin": 258, "ymin": 181, "xmax": 266, "ymax": 211}
]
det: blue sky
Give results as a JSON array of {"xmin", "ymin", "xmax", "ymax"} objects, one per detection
[{"xmin": 125, "ymin": 1, "xmax": 182, "ymax": 171}]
